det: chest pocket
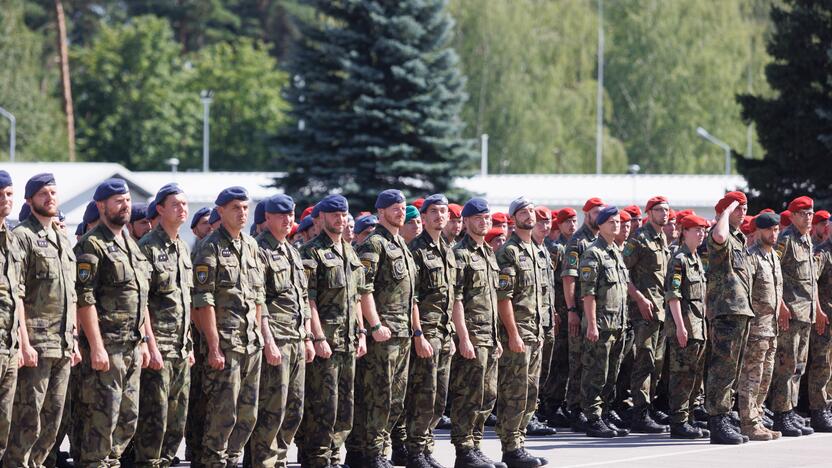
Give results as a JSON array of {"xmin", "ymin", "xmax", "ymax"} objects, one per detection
[
  {"xmin": 469, "ymin": 257, "xmax": 488, "ymax": 289},
  {"xmin": 385, "ymin": 243, "xmax": 407, "ymax": 281},
  {"xmin": 245, "ymin": 254, "xmax": 262, "ymax": 288},
  {"xmin": 182, "ymin": 256, "xmax": 194, "ymax": 288},
  {"xmin": 487, "ymin": 256, "xmax": 500, "ymax": 288},
  {"xmin": 105, "ymin": 250, "xmax": 135, "ymax": 286},
  {"xmin": 269, "ymin": 254, "xmax": 291, "ymax": 292},
  {"xmin": 321, "ymin": 253, "xmax": 346, "ymax": 289},
  {"xmin": 33, "ymin": 248, "xmax": 60, "ymax": 280},
  {"xmin": 153, "ymin": 257, "xmax": 177, "ymax": 293},
  {"xmin": 517, "ymin": 254, "xmax": 535, "ymax": 287},
  {"xmin": 602, "ymin": 259, "xmax": 620, "ymax": 284},
  {"xmin": 423, "ymin": 254, "xmax": 446, "ymax": 288},
  {"xmin": 217, "ymin": 254, "xmax": 240, "ymax": 287},
  {"xmin": 731, "ymin": 248, "xmax": 748, "ymax": 271},
  {"xmin": 792, "ymin": 244, "xmax": 812, "ymax": 279},
  {"xmin": 292, "ymin": 254, "xmax": 307, "ymax": 289},
  {"xmin": 685, "ymin": 267, "xmax": 705, "ymax": 300}
]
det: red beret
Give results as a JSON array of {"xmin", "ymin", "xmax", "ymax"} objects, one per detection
[
  {"xmin": 780, "ymin": 210, "xmax": 792, "ymax": 227},
  {"xmin": 675, "ymin": 209, "xmax": 695, "ymax": 224},
  {"xmin": 740, "ymin": 215, "xmax": 756, "ymax": 235},
  {"xmin": 550, "ymin": 209, "xmax": 560, "ymax": 220},
  {"xmin": 813, "ymin": 210, "xmax": 830, "ymax": 225},
  {"xmin": 448, "ymin": 203, "xmax": 462, "ymax": 219},
  {"xmin": 583, "ymin": 197, "xmax": 604, "ymax": 213},
  {"xmin": 645, "ymin": 196, "xmax": 669, "ymax": 212},
  {"xmin": 491, "ymin": 212, "xmax": 507, "ymax": 225},
  {"xmin": 680, "ymin": 215, "xmax": 709, "ymax": 230},
  {"xmin": 714, "ymin": 191, "xmax": 748, "ymax": 214},
  {"xmin": 412, "ymin": 198, "xmax": 425, "ymax": 209},
  {"xmin": 622, "ymin": 205, "xmax": 642, "ymax": 219},
  {"xmin": 788, "ymin": 196, "xmax": 813, "ymax": 213},
  {"xmin": 485, "ymin": 227, "xmax": 505, "ymax": 243},
  {"xmin": 507, "ymin": 215, "xmax": 515, "ymax": 227},
  {"xmin": 557, "ymin": 207, "xmax": 577, "ymax": 224},
  {"xmin": 668, "ymin": 208, "xmax": 676, "ymax": 219},
  {"xmin": 619, "ymin": 210, "xmax": 631, "ymax": 223},
  {"xmin": 759, "ymin": 208, "xmax": 775, "ymax": 214},
  {"xmin": 534, "ymin": 206, "xmax": 552, "ymax": 221},
  {"xmin": 301, "ymin": 206, "xmax": 315, "ymax": 220},
  {"xmin": 289, "ymin": 222, "xmax": 299, "ymax": 237}
]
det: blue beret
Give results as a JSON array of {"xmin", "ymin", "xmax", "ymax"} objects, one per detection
[
  {"xmin": 250, "ymin": 223, "xmax": 259, "ymax": 236},
  {"xmin": 83, "ymin": 201, "xmax": 100, "ymax": 224},
  {"xmin": 154, "ymin": 183, "xmax": 184, "ymax": 206},
  {"xmin": 265, "ymin": 194, "xmax": 295, "ymax": 214},
  {"xmin": 254, "ymin": 200, "xmax": 267, "ymax": 224},
  {"xmin": 375, "ymin": 189, "xmax": 406, "ymax": 209},
  {"xmin": 190, "ymin": 206, "xmax": 211, "ymax": 229},
  {"xmin": 461, "ymin": 198, "xmax": 490, "ymax": 217},
  {"xmin": 130, "ymin": 203, "xmax": 148, "ymax": 223},
  {"xmin": 0, "ymin": 171, "xmax": 11, "ymax": 189},
  {"xmin": 508, "ymin": 196, "xmax": 533, "ymax": 217},
  {"xmin": 25, "ymin": 173, "xmax": 55, "ymax": 199},
  {"xmin": 18, "ymin": 204, "xmax": 30, "ymax": 222},
  {"xmin": 420, "ymin": 194, "xmax": 448, "ymax": 213},
  {"xmin": 75, "ymin": 223, "xmax": 85, "ymax": 236},
  {"xmin": 755, "ymin": 212, "xmax": 780, "ymax": 229},
  {"xmin": 147, "ymin": 200, "xmax": 158, "ymax": 219},
  {"xmin": 354, "ymin": 215, "xmax": 378, "ymax": 234},
  {"xmin": 297, "ymin": 216, "xmax": 314, "ymax": 233},
  {"xmin": 93, "ymin": 178, "xmax": 129, "ymax": 201},
  {"xmin": 311, "ymin": 203, "xmax": 321, "ymax": 219},
  {"xmin": 596, "ymin": 205, "xmax": 619, "ymax": 226},
  {"xmin": 208, "ymin": 208, "xmax": 220, "ymax": 225},
  {"xmin": 318, "ymin": 194, "xmax": 349, "ymax": 213},
  {"xmin": 57, "ymin": 210, "xmax": 65, "ymax": 222},
  {"xmin": 215, "ymin": 186, "xmax": 248, "ymax": 206}
]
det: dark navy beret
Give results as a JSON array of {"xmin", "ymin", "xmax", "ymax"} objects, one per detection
[
  {"xmin": 83, "ymin": 201, "xmax": 100, "ymax": 224},
  {"xmin": 420, "ymin": 194, "xmax": 448, "ymax": 213},
  {"xmin": 755, "ymin": 212, "xmax": 780, "ymax": 229},
  {"xmin": 461, "ymin": 198, "xmax": 489, "ymax": 217},
  {"xmin": 596, "ymin": 205, "xmax": 619, "ymax": 226},
  {"xmin": 265, "ymin": 194, "xmax": 295, "ymax": 214},
  {"xmin": 296, "ymin": 215, "xmax": 314, "ymax": 233},
  {"xmin": 18, "ymin": 204, "xmax": 30, "ymax": 222},
  {"xmin": 93, "ymin": 178, "xmax": 129, "ymax": 201},
  {"xmin": 75, "ymin": 223, "xmax": 85, "ymax": 236},
  {"xmin": 354, "ymin": 215, "xmax": 378, "ymax": 234},
  {"xmin": 318, "ymin": 194, "xmax": 349, "ymax": 213},
  {"xmin": 254, "ymin": 200, "xmax": 267, "ymax": 224},
  {"xmin": 215, "ymin": 186, "xmax": 249, "ymax": 206},
  {"xmin": 0, "ymin": 171, "xmax": 11, "ymax": 189},
  {"xmin": 375, "ymin": 189, "xmax": 406, "ymax": 209},
  {"xmin": 190, "ymin": 206, "xmax": 211, "ymax": 229},
  {"xmin": 25, "ymin": 173, "xmax": 55, "ymax": 199},
  {"xmin": 147, "ymin": 200, "xmax": 158, "ymax": 219},
  {"xmin": 154, "ymin": 183, "xmax": 184, "ymax": 206},
  {"xmin": 208, "ymin": 208, "xmax": 220, "ymax": 225},
  {"xmin": 130, "ymin": 203, "xmax": 147, "ymax": 223},
  {"xmin": 311, "ymin": 203, "xmax": 321, "ymax": 219}
]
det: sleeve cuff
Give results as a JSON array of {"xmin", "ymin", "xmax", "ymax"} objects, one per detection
[{"xmin": 192, "ymin": 293, "xmax": 215, "ymax": 308}]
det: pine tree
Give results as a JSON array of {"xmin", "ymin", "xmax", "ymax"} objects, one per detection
[
  {"xmin": 737, "ymin": 0, "xmax": 832, "ymax": 210},
  {"xmin": 277, "ymin": 0, "xmax": 475, "ymax": 211}
]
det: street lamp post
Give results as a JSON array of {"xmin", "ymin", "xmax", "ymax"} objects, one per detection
[
  {"xmin": 595, "ymin": 0, "xmax": 604, "ymax": 175},
  {"xmin": 0, "ymin": 107, "xmax": 15, "ymax": 162},
  {"xmin": 696, "ymin": 126, "xmax": 731, "ymax": 176},
  {"xmin": 200, "ymin": 90, "xmax": 213, "ymax": 173}
]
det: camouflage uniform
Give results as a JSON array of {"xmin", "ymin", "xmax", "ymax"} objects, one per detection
[
  {"xmin": 540, "ymin": 236, "xmax": 568, "ymax": 412},
  {"xmin": 134, "ymin": 224, "xmax": 193, "ymax": 467},
  {"xmin": 738, "ymin": 241, "xmax": 782, "ymax": 427},
  {"xmin": 561, "ymin": 225, "xmax": 597, "ymax": 413},
  {"xmin": 192, "ymin": 225, "xmax": 265, "ymax": 467},
  {"xmin": 7, "ymin": 218, "xmax": 76, "ymax": 467},
  {"xmin": 622, "ymin": 223, "xmax": 669, "ymax": 411},
  {"xmin": 0, "ymin": 223, "xmax": 20, "ymax": 459},
  {"xmin": 536, "ymin": 239, "xmax": 556, "ymax": 404},
  {"xmin": 299, "ymin": 233, "xmax": 364, "ymax": 468},
  {"xmin": 495, "ymin": 233, "xmax": 546, "ymax": 452},
  {"xmin": 249, "ymin": 231, "xmax": 309, "ymax": 468},
  {"xmin": 705, "ymin": 227, "xmax": 753, "ymax": 416},
  {"xmin": 347, "ymin": 225, "xmax": 416, "ymax": 457},
  {"xmin": 405, "ymin": 230, "xmax": 456, "ymax": 455},
  {"xmin": 74, "ymin": 223, "xmax": 150, "ymax": 467},
  {"xmin": 186, "ymin": 236, "xmax": 207, "ymax": 464},
  {"xmin": 578, "ymin": 236, "xmax": 628, "ymax": 421},
  {"xmin": 809, "ymin": 239, "xmax": 832, "ymax": 412},
  {"xmin": 770, "ymin": 225, "xmax": 817, "ymax": 413},
  {"xmin": 664, "ymin": 244, "xmax": 707, "ymax": 425},
  {"xmin": 449, "ymin": 235, "xmax": 500, "ymax": 450}
]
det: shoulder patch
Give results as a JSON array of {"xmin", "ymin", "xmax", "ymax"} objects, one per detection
[
  {"xmin": 195, "ymin": 265, "xmax": 209, "ymax": 284},
  {"xmin": 77, "ymin": 262, "xmax": 92, "ymax": 283},
  {"xmin": 498, "ymin": 274, "xmax": 510, "ymax": 289},
  {"xmin": 623, "ymin": 240, "xmax": 636, "ymax": 256},
  {"xmin": 775, "ymin": 239, "xmax": 787, "ymax": 259},
  {"xmin": 671, "ymin": 273, "xmax": 682, "ymax": 289},
  {"xmin": 580, "ymin": 266, "xmax": 592, "ymax": 281},
  {"xmin": 568, "ymin": 251, "xmax": 579, "ymax": 266}
]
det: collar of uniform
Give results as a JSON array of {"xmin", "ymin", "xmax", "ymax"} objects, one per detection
[
  {"xmin": 595, "ymin": 235, "xmax": 611, "ymax": 250},
  {"xmin": 152, "ymin": 223, "xmax": 175, "ymax": 247},
  {"xmin": 508, "ymin": 231, "xmax": 534, "ymax": 254},
  {"xmin": 260, "ymin": 229, "xmax": 288, "ymax": 251},
  {"xmin": 677, "ymin": 242, "xmax": 696, "ymax": 258},
  {"xmin": 644, "ymin": 222, "xmax": 665, "ymax": 243},
  {"xmin": 729, "ymin": 224, "xmax": 747, "ymax": 244},
  {"xmin": 577, "ymin": 223, "xmax": 597, "ymax": 241},
  {"xmin": 21, "ymin": 216, "xmax": 48, "ymax": 239},
  {"xmin": 416, "ymin": 229, "xmax": 443, "ymax": 250},
  {"xmin": 558, "ymin": 233, "xmax": 569, "ymax": 244},
  {"xmin": 217, "ymin": 224, "xmax": 242, "ymax": 243},
  {"xmin": 90, "ymin": 222, "xmax": 121, "ymax": 242}
]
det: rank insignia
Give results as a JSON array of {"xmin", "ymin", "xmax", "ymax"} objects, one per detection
[
  {"xmin": 325, "ymin": 252, "xmax": 335, "ymax": 260},
  {"xmin": 36, "ymin": 239, "xmax": 48, "ymax": 248},
  {"xmin": 221, "ymin": 248, "xmax": 232, "ymax": 257}
]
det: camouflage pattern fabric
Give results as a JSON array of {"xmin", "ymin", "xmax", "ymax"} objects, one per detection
[
  {"xmin": 134, "ymin": 357, "xmax": 190, "ymax": 467},
  {"xmin": 737, "ymin": 336, "xmax": 776, "ymax": 426},
  {"xmin": 449, "ymin": 345, "xmax": 498, "ymax": 450}
]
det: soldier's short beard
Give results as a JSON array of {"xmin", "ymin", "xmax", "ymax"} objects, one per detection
[
  {"xmin": 324, "ymin": 222, "xmax": 341, "ymax": 235},
  {"xmin": 105, "ymin": 207, "xmax": 130, "ymax": 227},
  {"xmin": 32, "ymin": 202, "xmax": 57, "ymax": 218}
]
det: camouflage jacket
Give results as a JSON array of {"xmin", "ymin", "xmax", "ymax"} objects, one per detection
[
  {"xmin": 545, "ymin": 236, "xmax": 567, "ymax": 318},
  {"xmin": 496, "ymin": 232, "xmax": 546, "ymax": 343},
  {"xmin": 192, "ymin": 225, "xmax": 264, "ymax": 354},
  {"xmin": 578, "ymin": 236, "xmax": 628, "ymax": 331},
  {"xmin": 776, "ymin": 225, "xmax": 817, "ymax": 323},
  {"xmin": 409, "ymin": 230, "xmax": 456, "ymax": 337},
  {"xmin": 664, "ymin": 243, "xmax": 706, "ymax": 341},
  {"xmin": 357, "ymin": 225, "xmax": 417, "ymax": 338},
  {"xmin": 623, "ymin": 222, "xmax": 670, "ymax": 322},
  {"xmin": 561, "ymin": 224, "xmax": 598, "ymax": 312},
  {"xmin": 257, "ymin": 231, "xmax": 309, "ymax": 342},
  {"xmin": 815, "ymin": 239, "xmax": 832, "ymax": 322},
  {"xmin": 139, "ymin": 224, "xmax": 193, "ymax": 358},
  {"xmin": 15, "ymin": 217, "xmax": 76, "ymax": 358},
  {"xmin": 75, "ymin": 223, "xmax": 149, "ymax": 351},
  {"xmin": 301, "ymin": 232, "xmax": 364, "ymax": 352},
  {"xmin": 747, "ymin": 241, "xmax": 782, "ymax": 337},
  {"xmin": 705, "ymin": 226, "xmax": 753, "ymax": 318},
  {"xmin": 537, "ymin": 239, "xmax": 557, "ymax": 328},
  {"xmin": 0, "ymin": 224, "xmax": 21, "ymax": 354},
  {"xmin": 453, "ymin": 234, "xmax": 499, "ymax": 348}
]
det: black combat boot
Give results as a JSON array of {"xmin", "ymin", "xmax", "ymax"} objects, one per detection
[
  {"xmin": 772, "ymin": 411, "xmax": 802, "ymax": 437},
  {"xmin": 454, "ymin": 448, "xmax": 493, "ymax": 468},
  {"xmin": 424, "ymin": 452, "xmax": 446, "ymax": 468},
  {"xmin": 585, "ymin": 416, "xmax": 616, "ymax": 438},
  {"xmin": 346, "ymin": 451, "xmax": 366, "ymax": 468},
  {"xmin": 391, "ymin": 445, "xmax": 409, "ymax": 466},
  {"xmin": 501, "ymin": 449, "xmax": 543, "ymax": 468},
  {"xmin": 670, "ymin": 422, "xmax": 703, "ymax": 439},
  {"xmin": 603, "ymin": 409, "xmax": 629, "ymax": 429},
  {"xmin": 545, "ymin": 404, "xmax": 571, "ymax": 428},
  {"xmin": 526, "ymin": 416, "xmax": 557, "ymax": 436},
  {"xmin": 406, "ymin": 452, "xmax": 433, "ymax": 468},
  {"xmin": 569, "ymin": 409, "xmax": 588, "ymax": 432},
  {"xmin": 708, "ymin": 415, "xmax": 744, "ymax": 444},
  {"xmin": 473, "ymin": 448, "xmax": 507, "ymax": 468},
  {"xmin": 630, "ymin": 407, "xmax": 668, "ymax": 433},
  {"xmin": 517, "ymin": 448, "xmax": 547, "ymax": 467},
  {"xmin": 602, "ymin": 413, "xmax": 630, "ymax": 437},
  {"xmin": 789, "ymin": 410, "xmax": 814, "ymax": 435}
]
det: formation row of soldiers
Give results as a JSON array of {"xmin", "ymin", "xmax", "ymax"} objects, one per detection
[{"xmin": 0, "ymin": 169, "xmax": 831, "ymax": 468}]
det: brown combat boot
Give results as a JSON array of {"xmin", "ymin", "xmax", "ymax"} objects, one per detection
[
  {"xmin": 764, "ymin": 427, "xmax": 782, "ymax": 440},
  {"xmin": 742, "ymin": 423, "xmax": 773, "ymax": 441}
]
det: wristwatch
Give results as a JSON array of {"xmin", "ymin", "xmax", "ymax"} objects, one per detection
[
  {"xmin": 358, "ymin": 328, "xmax": 368, "ymax": 336},
  {"xmin": 369, "ymin": 323, "xmax": 382, "ymax": 332},
  {"xmin": 140, "ymin": 335, "xmax": 149, "ymax": 343},
  {"xmin": 413, "ymin": 329, "xmax": 423, "ymax": 337}
]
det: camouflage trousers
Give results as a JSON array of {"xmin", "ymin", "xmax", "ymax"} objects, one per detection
[
  {"xmin": 347, "ymin": 337, "xmax": 410, "ymax": 456},
  {"xmin": 630, "ymin": 318, "xmax": 666, "ymax": 409},
  {"xmin": 300, "ymin": 350, "xmax": 355, "ymax": 468},
  {"xmin": 737, "ymin": 335, "xmax": 776, "ymax": 426},
  {"xmin": 614, "ymin": 325, "xmax": 635, "ymax": 408},
  {"xmin": 540, "ymin": 315, "xmax": 569, "ymax": 410},
  {"xmin": 186, "ymin": 338, "xmax": 206, "ymax": 466},
  {"xmin": 580, "ymin": 329, "xmax": 623, "ymax": 420},
  {"xmin": 496, "ymin": 339, "xmax": 541, "ymax": 452},
  {"xmin": 807, "ymin": 324, "xmax": 832, "ymax": 411},
  {"xmin": 405, "ymin": 333, "xmax": 452, "ymax": 454},
  {"xmin": 134, "ymin": 356, "xmax": 191, "ymax": 468},
  {"xmin": 449, "ymin": 344, "xmax": 498, "ymax": 450},
  {"xmin": 705, "ymin": 315, "xmax": 749, "ymax": 415},
  {"xmin": 770, "ymin": 320, "xmax": 810, "ymax": 412},
  {"xmin": 7, "ymin": 356, "xmax": 71, "ymax": 467},
  {"xmin": 667, "ymin": 338, "xmax": 706, "ymax": 425},
  {"xmin": 0, "ymin": 352, "xmax": 18, "ymax": 459},
  {"xmin": 565, "ymin": 334, "xmax": 584, "ymax": 411},
  {"xmin": 250, "ymin": 341, "xmax": 305, "ymax": 468},
  {"xmin": 200, "ymin": 349, "xmax": 262, "ymax": 468},
  {"xmin": 76, "ymin": 345, "xmax": 142, "ymax": 468},
  {"xmin": 46, "ymin": 363, "xmax": 81, "ymax": 467}
]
